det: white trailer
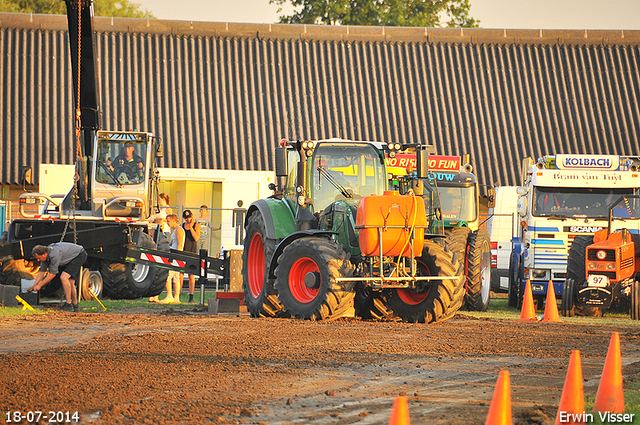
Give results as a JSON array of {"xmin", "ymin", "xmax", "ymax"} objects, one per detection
[{"xmin": 486, "ymin": 186, "xmax": 518, "ymax": 293}]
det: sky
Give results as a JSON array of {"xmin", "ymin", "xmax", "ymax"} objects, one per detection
[{"xmin": 134, "ymin": 0, "xmax": 640, "ymax": 30}]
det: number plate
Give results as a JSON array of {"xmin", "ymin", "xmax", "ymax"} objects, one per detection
[
  {"xmin": 588, "ymin": 274, "xmax": 609, "ymax": 288},
  {"xmin": 125, "ymin": 201, "xmax": 137, "ymax": 207}
]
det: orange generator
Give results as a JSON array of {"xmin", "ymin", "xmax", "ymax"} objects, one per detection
[{"xmin": 356, "ymin": 191, "xmax": 427, "ymax": 258}]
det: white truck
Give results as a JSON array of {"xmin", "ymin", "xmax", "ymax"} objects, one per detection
[{"xmin": 509, "ymin": 154, "xmax": 640, "ymax": 309}]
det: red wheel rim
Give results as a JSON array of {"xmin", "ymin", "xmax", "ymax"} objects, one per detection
[
  {"xmin": 289, "ymin": 257, "xmax": 320, "ymax": 303},
  {"xmin": 398, "ymin": 259, "xmax": 430, "ymax": 304},
  {"xmin": 247, "ymin": 233, "xmax": 264, "ymax": 298},
  {"xmin": 397, "ymin": 289, "xmax": 429, "ymax": 304}
]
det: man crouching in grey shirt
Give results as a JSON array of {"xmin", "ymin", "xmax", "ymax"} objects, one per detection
[{"xmin": 28, "ymin": 242, "xmax": 88, "ymax": 312}]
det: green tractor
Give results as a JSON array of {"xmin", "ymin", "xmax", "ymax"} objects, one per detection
[
  {"xmin": 387, "ymin": 154, "xmax": 493, "ymax": 312},
  {"xmin": 428, "ymin": 156, "xmax": 493, "ymax": 312},
  {"xmin": 241, "ymin": 139, "xmax": 465, "ymax": 322}
]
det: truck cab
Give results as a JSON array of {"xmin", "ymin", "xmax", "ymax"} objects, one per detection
[{"xmin": 510, "ymin": 154, "xmax": 640, "ymax": 309}]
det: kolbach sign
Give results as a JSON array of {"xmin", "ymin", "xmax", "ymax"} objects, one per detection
[
  {"xmin": 386, "ymin": 154, "xmax": 461, "ymax": 172},
  {"xmin": 556, "ymin": 155, "xmax": 619, "ymax": 171}
]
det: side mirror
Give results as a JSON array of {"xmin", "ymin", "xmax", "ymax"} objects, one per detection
[
  {"xmin": 417, "ymin": 149, "xmax": 429, "ymax": 178},
  {"xmin": 275, "ymin": 146, "xmax": 288, "ymax": 177},
  {"xmin": 487, "ymin": 188, "xmax": 496, "ymax": 209},
  {"xmin": 21, "ymin": 166, "xmax": 33, "ymax": 186},
  {"xmin": 517, "ymin": 195, "xmax": 528, "ymax": 217},
  {"xmin": 156, "ymin": 141, "xmax": 164, "ymax": 158}
]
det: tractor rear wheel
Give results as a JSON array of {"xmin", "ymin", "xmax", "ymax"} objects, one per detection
[
  {"xmin": 383, "ymin": 240, "xmax": 464, "ymax": 323},
  {"xmin": 446, "ymin": 227, "xmax": 470, "ymax": 266},
  {"xmin": 561, "ymin": 278, "xmax": 576, "ymax": 317},
  {"xmin": 274, "ymin": 237, "xmax": 354, "ymax": 320},
  {"xmin": 465, "ymin": 229, "xmax": 491, "ymax": 312},
  {"xmin": 0, "ymin": 258, "xmax": 41, "ymax": 288},
  {"xmin": 631, "ymin": 280, "xmax": 640, "ymax": 320},
  {"xmin": 241, "ymin": 213, "xmax": 283, "ymax": 318},
  {"xmin": 567, "ymin": 235, "xmax": 603, "ymax": 317}
]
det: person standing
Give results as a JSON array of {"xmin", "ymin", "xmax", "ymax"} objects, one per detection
[
  {"xmin": 157, "ymin": 214, "xmax": 185, "ymax": 304},
  {"xmin": 150, "ymin": 193, "xmax": 173, "ymax": 235},
  {"xmin": 197, "ymin": 205, "xmax": 220, "ymax": 254},
  {"xmin": 27, "ymin": 242, "xmax": 88, "ymax": 312},
  {"xmin": 182, "ymin": 209, "xmax": 201, "ymax": 303}
]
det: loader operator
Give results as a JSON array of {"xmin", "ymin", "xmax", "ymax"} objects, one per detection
[{"xmin": 108, "ymin": 143, "xmax": 144, "ymax": 183}]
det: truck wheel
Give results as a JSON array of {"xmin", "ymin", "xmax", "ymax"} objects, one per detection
[
  {"xmin": 79, "ymin": 269, "xmax": 103, "ymax": 301},
  {"xmin": 631, "ymin": 280, "xmax": 640, "ymax": 320},
  {"xmin": 561, "ymin": 278, "xmax": 576, "ymax": 317},
  {"xmin": 274, "ymin": 237, "xmax": 354, "ymax": 320},
  {"xmin": 145, "ymin": 230, "xmax": 171, "ymax": 297},
  {"xmin": 507, "ymin": 252, "xmax": 519, "ymax": 308},
  {"xmin": 567, "ymin": 235, "xmax": 602, "ymax": 317},
  {"xmin": 384, "ymin": 240, "xmax": 465, "ymax": 323},
  {"xmin": 101, "ymin": 232, "xmax": 158, "ymax": 299},
  {"xmin": 465, "ymin": 229, "xmax": 492, "ymax": 312},
  {"xmin": 242, "ymin": 213, "xmax": 283, "ymax": 318}
]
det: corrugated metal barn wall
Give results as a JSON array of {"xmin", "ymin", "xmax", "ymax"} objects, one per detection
[
  {"xmin": 1, "ymin": 27, "xmax": 74, "ymax": 184},
  {"xmin": 2, "ymin": 20, "xmax": 640, "ymax": 188},
  {"xmin": 96, "ymin": 34, "xmax": 640, "ymax": 189}
]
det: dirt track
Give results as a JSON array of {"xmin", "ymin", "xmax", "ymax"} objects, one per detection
[{"xmin": 1, "ymin": 309, "xmax": 639, "ymax": 425}]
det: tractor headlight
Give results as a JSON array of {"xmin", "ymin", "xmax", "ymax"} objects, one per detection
[
  {"xmin": 588, "ymin": 262, "xmax": 598, "ymax": 270},
  {"xmin": 606, "ymin": 263, "xmax": 616, "ymax": 270}
]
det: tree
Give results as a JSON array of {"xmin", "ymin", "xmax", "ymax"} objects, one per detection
[
  {"xmin": 270, "ymin": 0, "xmax": 479, "ymax": 27},
  {"xmin": 0, "ymin": 0, "xmax": 155, "ymax": 18}
]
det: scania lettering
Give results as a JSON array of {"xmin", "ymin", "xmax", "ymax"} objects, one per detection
[{"xmin": 509, "ymin": 154, "xmax": 640, "ymax": 311}]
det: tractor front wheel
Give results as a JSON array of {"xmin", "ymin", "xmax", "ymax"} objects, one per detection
[
  {"xmin": 275, "ymin": 237, "xmax": 353, "ymax": 320},
  {"xmin": 567, "ymin": 235, "xmax": 603, "ymax": 317},
  {"xmin": 354, "ymin": 284, "xmax": 394, "ymax": 321},
  {"xmin": 465, "ymin": 229, "xmax": 492, "ymax": 312},
  {"xmin": 241, "ymin": 213, "xmax": 283, "ymax": 318}
]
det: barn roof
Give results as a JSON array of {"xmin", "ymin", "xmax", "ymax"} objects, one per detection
[{"xmin": 2, "ymin": 12, "xmax": 640, "ymax": 189}]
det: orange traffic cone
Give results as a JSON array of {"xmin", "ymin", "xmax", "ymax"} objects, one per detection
[
  {"xmin": 542, "ymin": 280, "xmax": 562, "ymax": 323},
  {"xmin": 594, "ymin": 332, "xmax": 624, "ymax": 413},
  {"xmin": 554, "ymin": 350, "xmax": 585, "ymax": 425},
  {"xmin": 519, "ymin": 279, "xmax": 536, "ymax": 321},
  {"xmin": 388, "ymin": 396, "xmax": 410, "ymax": 425},
  {"xmin": 485, "ymin": 370, "xmax": 512, "ymax": 425}
]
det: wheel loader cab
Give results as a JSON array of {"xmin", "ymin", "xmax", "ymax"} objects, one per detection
[{"xmin": 91, "ymin": 131, "xmax": 155, "ymax": 219}]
